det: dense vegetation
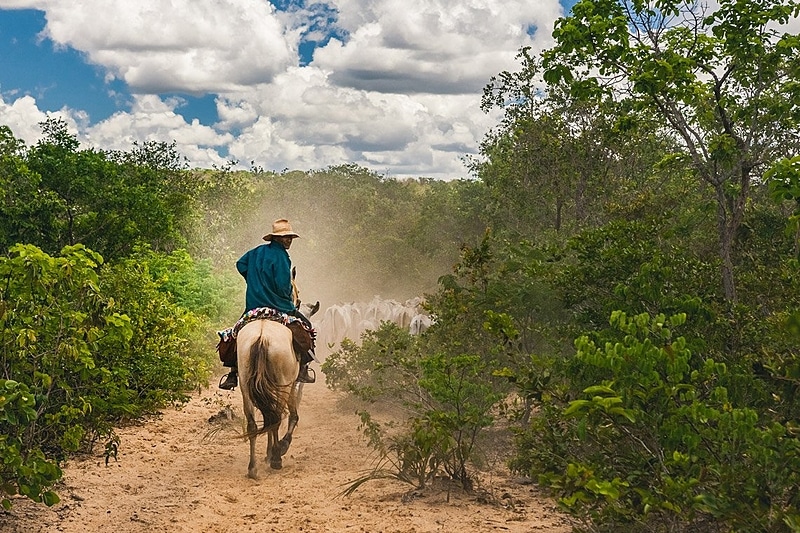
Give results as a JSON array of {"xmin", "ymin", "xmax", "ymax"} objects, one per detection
[
  {"xmin": 323, "ymin": 1, "xmax": 800, "ymax": 532},
  {"xmin": 3, "ymin": 1, "xmax": 800, "ymax": 531},
  {"xmin": 0, "ymin": 119, "xmax": 490, "ymax": 510}
]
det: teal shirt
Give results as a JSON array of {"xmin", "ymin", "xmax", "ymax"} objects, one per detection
[{"xmin": 236, "ymin": 242, "xmax": 296, "ymax": 314}]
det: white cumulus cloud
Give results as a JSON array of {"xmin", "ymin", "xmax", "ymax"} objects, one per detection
[{"xmin": 0, "ymin": 0, "xmax": 568, "ymax": 179}]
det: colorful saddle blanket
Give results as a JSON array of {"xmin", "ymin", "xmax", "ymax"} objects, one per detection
[
  {"xmin": 216, "ymin": 307, "xmax": 316, "ymax": 364},
  {"xmin": 218, "ymin": 307, "xmax": 316, "ymax": 343}
]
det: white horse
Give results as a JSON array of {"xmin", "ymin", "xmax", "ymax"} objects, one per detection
[{"xmin": 237, "ymin": 319, "xmax": 304, "ymax": 477}]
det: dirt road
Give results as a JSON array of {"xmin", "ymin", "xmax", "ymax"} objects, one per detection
[{"xmin": 3, "ymin": 372, "xmax": 572, "ymax": 532}]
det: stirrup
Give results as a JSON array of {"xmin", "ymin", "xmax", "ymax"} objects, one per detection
[
  {"xmin": 219, "ymin": 372, "xmax": 238, "ymax": 390},
  {"xmin": 296, "ymin": 366, "xmax": 316, "ymax": 384}
]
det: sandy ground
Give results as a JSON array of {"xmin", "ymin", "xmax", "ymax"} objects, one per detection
[{"xmin": 2, "ymin": 370, "xmax": 573, "ymax": 533}]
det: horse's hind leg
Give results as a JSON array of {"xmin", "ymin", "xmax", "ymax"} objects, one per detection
[
  {"xmin": 278, "ymin": 382, "xmax": 302, "ymax": 456},
  {"xmin": 245, "ymin": 411, "xmax": 259, "ymax": 479},
  {"xmin": 268, "ymin": 428, "xmax": 283, "ymax": 469},
  {"xmin": 278, "ymin": 412, "xmax": 298, "ymax": 456},
  {"xmin": 265, "ymin": 431, "xmax": 273, "ymax": 465}
]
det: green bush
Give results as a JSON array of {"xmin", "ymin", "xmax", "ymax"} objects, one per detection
[
  {"xmin": 0, "ymin": 244, "xmax": 218, "ymax": 507},
  {"xmin": 322, "ymin": 322, "xmax": 420, "ymax": 403},
  {"xmin": 512, "ymin": 311, "xmax": 800, "ymax": 532},
  {"xmin": 418, "ymin": 352, "xmax": 504, "ymax": 489},
  {"xmin": 125, "ymin": 245, "xmax": 240, "ymax": 323},
  {"xmin": 0, "ymin": 379, "xmax": 61, "ymax": 510},
  {"xmin": 325, "ymin": 323, "xmax": 505, "ymax": 492},
  {"xmin": 97, "ymin": 249, "xmax": 221, "ymax": 409},
  {"xmin": 0, "ymin": 244, "xmax": 130, "ymax": 505},
  {"xmin": 345, "ymin": 410, "xmax": 452, "ymax": 493}
]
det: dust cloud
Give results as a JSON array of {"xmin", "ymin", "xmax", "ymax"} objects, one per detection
[{"xmin": 221, "ymin": 192, "xmax": 455, "ymax": 313}]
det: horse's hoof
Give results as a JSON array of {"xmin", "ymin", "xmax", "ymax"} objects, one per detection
[
  {"xmin": 270, "ymin": 460, "xmax": 283, "ymax": 470},
  {"xmin": 247, "ymin": 470, "xmax": 259, "ymax": 479}
]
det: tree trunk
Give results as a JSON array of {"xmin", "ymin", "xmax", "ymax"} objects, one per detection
[
  {"xmin": 555, "ymin": 197, "xmax": 563, "ymax": 232},
  {"xmin": 714, "ymin": 167, "xmax": 750, "ymax": 303},
  {"xmin": 717, "ymin": 204, "xmax": 737, "ymax": 303}
]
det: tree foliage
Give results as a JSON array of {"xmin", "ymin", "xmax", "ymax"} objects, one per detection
[
  {"xmin": 543, "ymin": 0, "xmax": 800, "ymax": 301},
  {"xmin": 0, "ymin": 243, "xmax": 224, "ymax": 508},
  {"xmin": 478, "ymin": 49, "xmax": 681, "ymax": 238},
  {"xmin": 186, "ymin": 163, "xmax": 491, "ymax": 306},
  {"xmin": 449, "ymin": 4, "xmax": 800, "ymax": 526},
  {"xmin": 513, "ymin": 312, "xmax": 800, "ymax": 532},
  {"xmin": 2, "ymin": 118, "xmax": 196, "ymax": 261}
]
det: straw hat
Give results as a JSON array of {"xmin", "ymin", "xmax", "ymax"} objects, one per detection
[{"xmin": 263, "ymin": 218, "xmax": 300, "ymax": 241}]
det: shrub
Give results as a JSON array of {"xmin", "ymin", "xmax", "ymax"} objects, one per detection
[
  {"xmin": 0, "ymin": 379, "xmax": 62, "ymax": 510},
  {"xmin": 322, "ymin": 322, "xmax": 420, "ymax": 403},
  {"xmin": 325, "ymin": 323, "xmax": 504, "ymax": 492},
  {"xmin": 0, "ymin": 244, "xmax": 218, "ymax": 507},
  {"xmin": 98, "ymin": 249, "xmax": 226, "ymax": 402},
  {"xmin": 512, "ymin": 311, "xmax": 800, "ymax": 532},
  {"xmin": 0, "ymin": 244, "xmax": 131, "ymax": 506}
]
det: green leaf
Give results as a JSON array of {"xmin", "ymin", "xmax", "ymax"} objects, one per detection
[
  {"xmin": 564, "ymin": 399, "xmax": 590, "ymax": 416},
  {"xmin": 607, "ymin": 407, "xmax": 636, "ymax": 422},
  {"xmin": 583, "ymin": 385, "xmax": 616, "ymax": 395},
  {"xmin": 42, "ymin": 491, "xmax": 60, "ymax": 506}
]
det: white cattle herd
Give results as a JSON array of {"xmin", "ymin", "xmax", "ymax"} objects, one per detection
[{"xmin": 310, "ymin": 296, "xmax": 433, "ymax": 359}]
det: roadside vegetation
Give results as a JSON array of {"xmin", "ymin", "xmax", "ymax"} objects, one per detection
[{"xmin": 326, "ymin": 2, "xmax": 800, "ymax": 531}]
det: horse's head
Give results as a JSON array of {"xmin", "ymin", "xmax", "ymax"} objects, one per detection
[{"xmin": 299, "ymin": 300, "xmax": 320, "ymax": 318}]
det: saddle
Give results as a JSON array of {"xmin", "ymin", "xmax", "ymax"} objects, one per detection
[
  {"xmin": 216, "ymin": 321, "xmax": 314, "ymax": 365},
  {"xmin": 217, "ymin": 337, "xmax": 237, "ymax": 365},
  {"xmin": 286, "ymin": 321, "xmax": 314, "ymax": 354}
]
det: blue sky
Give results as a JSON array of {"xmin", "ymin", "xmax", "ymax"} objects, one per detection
[{"xmin": 0, "ymin": 0, "xmax": 576, "ymax": 179}]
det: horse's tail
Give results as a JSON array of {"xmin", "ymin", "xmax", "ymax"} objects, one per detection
[{"xmin": 244, "ymin": 335, "xmax": 288, "ymax": 437}]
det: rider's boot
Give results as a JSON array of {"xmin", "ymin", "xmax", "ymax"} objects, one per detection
[
  {"xmin": 219, "ymin": 368, "xmax": 238, "ymax": 390},
  {"xmin": 296, "ymin": 363, "xmax": 315, "ymax": 384}
]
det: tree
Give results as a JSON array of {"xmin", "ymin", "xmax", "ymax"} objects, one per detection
[
  {"xmin": 544, "ymin": 0, "xmax": 800, "ymax": 301},
  {"xmin": 22, "ymin": 118, "xmax": 195, "ymax": 260},
  {"xmin": 478, "ymin": 49, "xmax": 675, "ymax": 236},
  {"xmin": 0, "ymin": 127, "xmax": 58, "ymax": 251},
  {"xmin": 479, "ymin": 50, "xmax": 601, "ymax": 234}
]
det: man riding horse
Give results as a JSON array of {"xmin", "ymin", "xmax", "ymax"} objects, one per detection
[{"xmin": 219, "ymin": 218, "xmax": 316, "ymax": 390}]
